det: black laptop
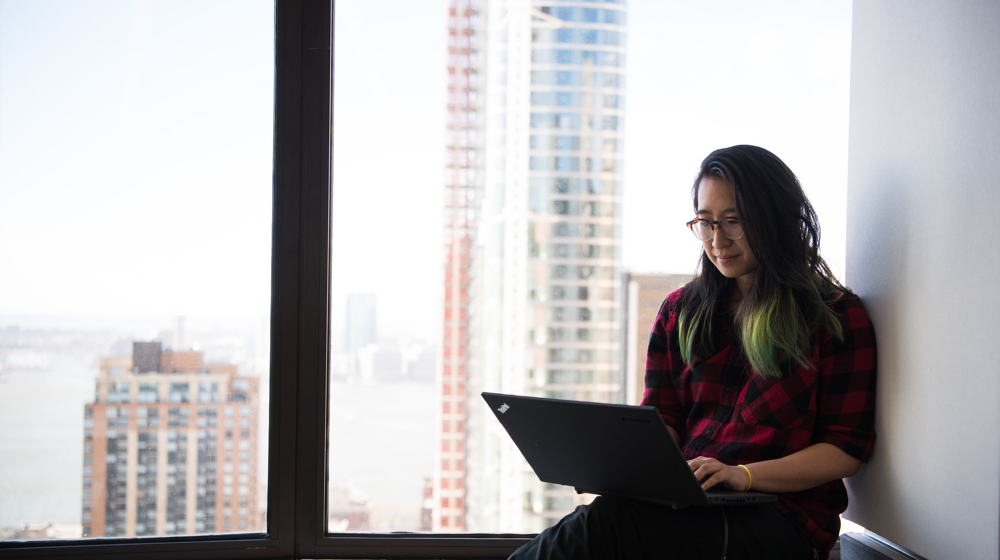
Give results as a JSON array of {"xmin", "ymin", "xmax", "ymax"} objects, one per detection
[{"xmin": 482, "ymin": 392, "xmax": 777, "ymax": 507}]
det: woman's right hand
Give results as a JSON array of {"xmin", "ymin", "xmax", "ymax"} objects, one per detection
[{"xmin": 687, "ymin": 456, "xmax": 751, "ymax": 491}]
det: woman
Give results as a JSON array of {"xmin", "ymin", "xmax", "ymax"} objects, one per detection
[{"xmin": 509, "ymin": 145, "xmax": 876, "ymax": 560}]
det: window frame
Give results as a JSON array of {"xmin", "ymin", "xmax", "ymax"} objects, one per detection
[
  {"xmin": 0, "ymin": 1, "xmax": 532, "ymax": 558},
  {"xmin": 0, "ymin": 1, "xmax": 313, "ymax": 557}
]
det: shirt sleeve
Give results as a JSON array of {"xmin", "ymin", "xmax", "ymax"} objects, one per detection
[
  {"xmin": 640, "ymin": 289, "xmax": 688, "ymax": 438},
  {"xmin": 811, "ymin": 293, "xmax": 877, "ymax": 462}
]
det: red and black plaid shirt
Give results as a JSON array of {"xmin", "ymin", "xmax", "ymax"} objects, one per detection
[{"xmin": 642, "ymin": 288, "xmax": 876, "ymax": 558}]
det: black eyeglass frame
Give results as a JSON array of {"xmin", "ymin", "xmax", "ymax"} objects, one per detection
[{"xmin": 685, "ymin": 217, "xmax": 745, "ymax": 240}]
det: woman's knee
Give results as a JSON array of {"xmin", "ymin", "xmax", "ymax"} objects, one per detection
[
  {"xmin": 587, "ymin": 495, "xmax": 632, "ymax": 512},
  {"xmin": 578, "ymin": 496, "xmax": 637, "ymax": 526}
]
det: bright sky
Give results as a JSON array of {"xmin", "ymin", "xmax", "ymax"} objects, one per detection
[
  {"xmin": 0, "ymin": 0, "xmax": 274, "ymax": 322},
  {"xmin": 0, "ymin": 0, "xmax": 853, "ymax": 341},
  {"xmin": 624, "ymin": 1, "xmax": 852, "ymax": 279}
]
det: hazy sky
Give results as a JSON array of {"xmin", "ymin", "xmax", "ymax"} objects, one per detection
[
  {"xmin": 0, "ymin": 0, "xmax": 853, "ymax": 341},
  {"xmin": 333, "ymin": 0, "xmax": 853, "ymax": 340},
  {"xmin": 623, "ymin": 1, "xmax": 852, "ymax": 277},
  {"xmin": 0, "ymin": 0, "xmax": 274, "ymax": 321}
]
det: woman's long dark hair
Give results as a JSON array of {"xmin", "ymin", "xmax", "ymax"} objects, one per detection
[{"xmin": 677, "ymin": 145, "xmax": 847, "ymax": 378}]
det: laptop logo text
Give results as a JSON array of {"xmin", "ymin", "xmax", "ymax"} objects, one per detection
[{"xmin": 498, "ymin": 403, "xmax": 510, "ymax": 414}]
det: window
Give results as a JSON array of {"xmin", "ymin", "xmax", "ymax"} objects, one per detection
[
  {"xmin": 0, "ymin": 0, "xmax": 854, "ymax": 558},
  {"xmin": 0, "ymin": 0, "xmax": 281, "ymax": 556},
  {"xmin": 198, "ymin": 383, "xmax": 220, "ymax": 403},
  {"xmin": 138, "ymin": 382, "xmax": 159, "ymax": 404},
  {"xmin": 106, "ymin": 383, "xmax": 131, "ymax": 404},
  {"xmin": 168, "ymin": 383, "xmax": 191, "ymax": 404}
]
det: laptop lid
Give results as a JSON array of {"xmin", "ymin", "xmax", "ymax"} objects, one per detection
[{"xmin": 482, "ymin": 392, "xmax": 776, "ymax": 508}]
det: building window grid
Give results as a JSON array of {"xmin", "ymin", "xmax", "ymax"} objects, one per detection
[
  {"xmin": 104, "ymin": 433, "xmax": 128, "ymax": 537},
  {"xmin": 165, "ymin": 430, "xmax": 188, "ymax": 535},
  {"xmin": 136, "ymin": 432, "xmax": 158, "ymax": 536},
  {"xmin": 196, "ymin": 426, "xmax": 219, "ymax": 533}
]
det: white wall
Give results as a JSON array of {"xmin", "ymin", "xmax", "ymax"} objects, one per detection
[{"xmin": 844, "ymin": 2, "xmax": 1000, "ymax": 558}]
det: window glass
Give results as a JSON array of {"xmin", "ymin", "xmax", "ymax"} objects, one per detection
[
  {"xmin": 330, "ymin": 0, "xmax": 626, "ymax": 533},
  {"xmin": 329, "ymin": 0, "xmax": 851, "ymax": 537},
  {"xmin": 0, "ymin": 0, "xmax": 273, "ymax": 540}
]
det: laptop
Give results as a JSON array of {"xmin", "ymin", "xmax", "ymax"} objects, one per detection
[{"xmin": 482, "ymin": 392, "xmax": 777, "ymax": 507}]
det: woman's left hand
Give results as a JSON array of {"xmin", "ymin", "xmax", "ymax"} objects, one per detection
[{"xmin": 687, "ymin": 456, "xmax": 750, "ymax": 491}]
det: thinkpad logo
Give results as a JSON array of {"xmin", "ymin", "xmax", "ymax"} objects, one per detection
[{"xmin": 498, "ymin": 403, "xmax": 510, "ymax": 414}]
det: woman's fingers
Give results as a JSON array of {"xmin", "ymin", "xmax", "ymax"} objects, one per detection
[
  {"xmin": 690, "ymin": 461, "xmax": 724, "ymax": 486},
  {"xmin": 700, "ymin": 469, "xmax": 729, "ymax": 490},
  {"xmin": 687, "ymin": 456, "xmax": 718, "ymax": 470},
  {"xmin": 688, "ymin": 458, "xmax": 737, "ymax": 490}
]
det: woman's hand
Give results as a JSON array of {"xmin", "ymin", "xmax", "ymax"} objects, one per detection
[
  {"xmin": 687, "ymin": 456, "xmax": 750, "ymax": 491},
  {"xmin": 686, "ymin": 444, "xmax": 862, "ymax": 494}
]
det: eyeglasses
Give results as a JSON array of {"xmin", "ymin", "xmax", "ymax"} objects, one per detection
[{"xmin": 686, "ymin": 217, "xmax": 744, "ymax": 241}]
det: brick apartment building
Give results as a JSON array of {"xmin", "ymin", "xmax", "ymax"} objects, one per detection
[{"xmin": 82, "ymin": 342, "xmax": 260, "ymax": 537}]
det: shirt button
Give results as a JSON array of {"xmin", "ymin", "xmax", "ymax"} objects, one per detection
[
  {"xmin": 705, "ymin": 428, "xmax": 714, "ymax": 437},
  {"xmin": 724, "ymin": 387, "xmax": 734, "ymax": 394}
]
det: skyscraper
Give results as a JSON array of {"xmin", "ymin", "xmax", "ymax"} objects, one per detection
[
  {"xmin": 345, "ymin": 293, "xmax": 378, "ymax": 379},
  {"xmin": 434, "ymin": 0, "xmax": 488, "ymax": 532},
  {"xmin": 82, "ymin": 342, "xmax": 260, "ymax": 537},
  {"xmin": 344, "ymin": 293, "xmax": 377, "ymax": 356},
  {"xmin": 436, "ymin": 0, "xmax": 627, "ymax": 533}
]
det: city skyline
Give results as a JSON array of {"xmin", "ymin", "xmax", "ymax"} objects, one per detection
[
  {"xmin": 0, "ymin": 319, "xmax": 437, "ymax": 536},
  {"xmin": 0, "ymin": 317, "xmax": 270, "ymax": 536},
  {"xmin": 0, "ymin": 1, "xmax": 852, "ymax": 340},
  {"xmin": 1, "ymin": 0, "xmax": 855, "ymax": 538}
]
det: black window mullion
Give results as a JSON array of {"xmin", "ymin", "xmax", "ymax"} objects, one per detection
[
  {"xmin": 282, "ymin": 0, "xmax": 335, "ymax": 557},
  {"xmin": 271, "ymin": 0, "xmax": 327, "ymax": 558}
]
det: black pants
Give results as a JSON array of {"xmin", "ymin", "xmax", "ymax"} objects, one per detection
[{"xmin": 508, "ymin": 496, "xmax": 815, "ymax": 560}]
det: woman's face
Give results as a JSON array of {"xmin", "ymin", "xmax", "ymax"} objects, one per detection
[{"xmin": 696, "ymin": 176, "xmax": 759, "ymax": 286}]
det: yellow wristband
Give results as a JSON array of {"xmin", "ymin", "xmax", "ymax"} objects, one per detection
[{"xmin": 739, "ymin": 464, "xmax": 752, "ymax": 491}]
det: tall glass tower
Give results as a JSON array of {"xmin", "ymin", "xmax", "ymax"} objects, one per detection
[{"xmin": 458, "ymin": 0, "xmax": 627, "ymax": 533}]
